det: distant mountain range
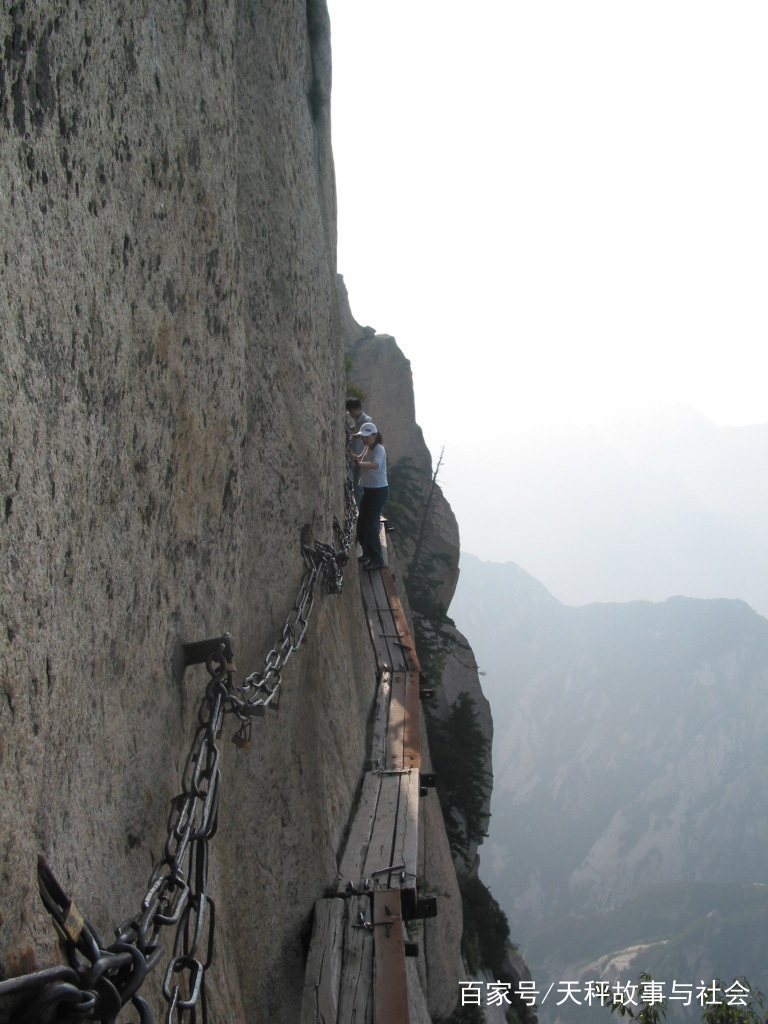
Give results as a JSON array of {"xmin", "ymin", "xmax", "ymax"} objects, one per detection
[
  {"xmin": 448, "ymin": 405, "xmax": 768, "ymax": 618},
  {"xmin": 450, "ymin": 553, "xmax": 768, "ymax": 1020}
]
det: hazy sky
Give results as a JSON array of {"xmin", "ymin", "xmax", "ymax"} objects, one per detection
[
  {"xmin": 328, "ymin": 1, "xmax": 768, "ymax": 461},
  {"xmin": 329, "ymin": 0, "xmax": 768, "ymax": 585}
]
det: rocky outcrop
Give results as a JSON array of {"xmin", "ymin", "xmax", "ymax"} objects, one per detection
[
  {"xmin": 415, "ymin": 712, "xmax": 465, "ymax": 1021},
  {"xmin": 337, "ymin": 273, "xmax": 374, "ymax": 346},
  {"xmin": 342, "ymin": 292, "xmax": 460, "ymax": 624},
  {"xmin": 0, "ymin": 3, "xmax": 372, "ymax": 1021},
  {"xmin": 433, "ymin": 625, "xmax": 493, "ymax": 875}
]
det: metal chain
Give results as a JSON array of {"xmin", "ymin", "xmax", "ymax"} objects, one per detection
[
  {"xmin": 335, "ymin": 426, "xmax": 360, "ymax": 554},
  {"xmin": 0, "ymin": 428, "xmax": 359, "ymax": 1024},
  {"xmin": 224, "ymin": 426, "xmax": 358, "ymax": 724},
  {"xmin": 0, "ymin": 642, "xmax": 230, "ymax": 1024}
]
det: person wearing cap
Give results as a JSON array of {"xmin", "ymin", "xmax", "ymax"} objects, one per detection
[
  {"xmin": 346, "ymin": 398, "xmax": 373, "ymax": 503},
  {"xmin": 352, "ymin": 422, "xmax": 388, "ymax": 570}
]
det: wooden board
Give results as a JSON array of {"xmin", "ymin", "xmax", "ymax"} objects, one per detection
[
  {"xmin": 378, "ymin": 521, "xmax": 389, "ymax": 567},
  {"xmin": 403, "ymin": 671, "xmax": 421, "ymax": 771},
  {"xmin": 359, "ymin": 570, "xmax": 390, "ymax": 671},
  {"xmin": 361, "ymin": 773, "xmax": 401, "ymax": 886},
  {"xmin": 381, "ymin": 568, "xmax": 421, "ymax": 674},
  {"xmin": 302, "ymin": 533, "xmax": 425, "ymax": 1024},
  {"xmin": 301, "ymin": 898, "xmax": 345, "ymax": 1024},
  {"xmin": 369, "ymin": 570, "xmax": 405, "ymax": 671},
  {"xmin": 386, "ymin": 672, "xmax": 420, "ymax": 771},
  {"xmin": 360, "ymin": 565, "xmax": 406, "ymax": 671},
  {"xmin": 373, "ymin": 890, "xmax": 410, "ymax": 1024},
  {"xmin": 338, "ymin": 895, "xmax": 375, "ymax": 1023},
  {"xmin": 368, "ymin": 566, "xmax": 391, "ymax": 617},
  {"xmin": 337, "ymin": 772, "xmax": 383, "ymax": 893},
  {"xmin": 392, "ymin": 768, "xmax": 420, "ymax": 896},
  {"xmin": 387, "ymin": 672, "xmax": 408, "ymax": 770},
  {"xmin": 369, "ymin": 671, "xmax": 391, "ymax": 772}
]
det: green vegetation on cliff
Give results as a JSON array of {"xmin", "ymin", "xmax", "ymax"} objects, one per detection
[{"xmin": 428, "ymin": 691, "xmax": 493, "ymax": 858}]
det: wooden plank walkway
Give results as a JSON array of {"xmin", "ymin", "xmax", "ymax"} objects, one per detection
[
  {"xmin": 301, "ymin": 896, "xmax": 373, "ymax": 1024},
  {"xmin": 338, "ymin": 896, "xmax": 374, "ymax": 1024},
  {"xmin": 303, "ymin": 520, "xmax": 430, "ymax": 1023},
  {"xmin": 369, "ymin": 670, "xmax": 391, "ymax": 771},
  {"xmin": 381, "ymin": 569, "xmax": 421, "ymax": 674},
  {"xmin": 301, "ymin": 898, "xmax": 345, "ymax": 1024},
  {"xmin": 387, "ymin": 671, "xmax": 420, "ymax": 772},
  {"xmin": 358, "ymin": 522, "xmax": 411, "ymax": 673},
  {"xmin": 373, "ymin": 890, "xmax": 409, "ymax": 1024}
]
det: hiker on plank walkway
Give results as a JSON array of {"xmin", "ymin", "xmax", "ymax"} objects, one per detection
[{"xmin": 352, "ymin": 422, "xmax": 388, "ymax": 570}]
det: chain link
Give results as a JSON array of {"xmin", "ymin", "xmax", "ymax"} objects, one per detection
[
  {"xmin": 0, "ymin": 645, "xmax": 230, "ymax": 1024},
  {"xmin": 0, "ymin": 427, "xmax": 360, "ymax": 1023},
  {"xmin": 225, "ymin": 426, "xmax": 358, "ymax": 721}
]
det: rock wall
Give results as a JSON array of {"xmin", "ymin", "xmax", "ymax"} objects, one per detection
[
  {"xmin": 341, "ymin": 287, "xmax": 459, "ymax": 612},
  {"xmin": 341, "ymin": 283, "xmax": 493, "ymax": 868},
  {"xmin": 0, "ymin": 3, "xmax": 379, "ymax": 1021},
  {"xmin": 437, "ymin": 624, "xmax": 494, "ymax": 875}
]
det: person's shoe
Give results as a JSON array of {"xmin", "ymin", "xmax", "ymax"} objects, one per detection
[
  {"xmin": 365, "ymin": 559, "xmax": 384, "ymax": 571},
  {"xmin": 358, "ymin": 555, "xmax": 370, "ymax": 564}
]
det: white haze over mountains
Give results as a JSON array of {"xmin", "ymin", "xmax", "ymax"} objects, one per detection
[
  {"xmin": 329, "ymin": 0, "xmax": 768, "ymax": 475},
  {"xmin": 449, "ymin": 554, "xmax": 768, "ymax": 1018},
  {"xmin": 329, "ymin": 1, "xmax": 768, "ymax": 621},
  {"xmin": 448, "ymin": 404, "xmax": 768, "ymax": 619}
]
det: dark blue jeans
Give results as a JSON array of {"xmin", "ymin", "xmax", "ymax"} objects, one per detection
[{"xmin": 357, "ymin": 486, "xmax": 389, "ymax": 561}]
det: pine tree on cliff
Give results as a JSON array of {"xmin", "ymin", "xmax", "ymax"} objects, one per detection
[{"xmin": 430, "ymin": 692, "xmax": 492, "ymax": 856}]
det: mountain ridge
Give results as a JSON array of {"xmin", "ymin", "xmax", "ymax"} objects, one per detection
[
  {"xmin": 450, "ymin": 553, "xmax": 768, "ymax": 1017},
  {"xmin": 449, "ymin": 409, "xmax": 768, "ymax": 618}
]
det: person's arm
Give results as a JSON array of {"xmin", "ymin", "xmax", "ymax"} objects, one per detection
[
  {"xmin": 356, "ymin": 446, "xmax": 376, "ymax": 466},
  {"xmin": 357, "ymin": 446, "xmax": 381, "ymax": 468}
]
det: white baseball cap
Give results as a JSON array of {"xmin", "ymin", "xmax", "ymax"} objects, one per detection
[{"xmin": 354, "ymin": 422, "xmax": 378, "ymax": 437}]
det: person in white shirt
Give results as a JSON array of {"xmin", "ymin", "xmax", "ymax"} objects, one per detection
[{"xmin": 351, "ymin": 422, "xmax": 388, "ymax": 570}]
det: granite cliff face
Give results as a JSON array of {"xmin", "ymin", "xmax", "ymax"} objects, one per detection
[
  {"xmin": 0, "ymin": 4, "xmax": 464, "ymax": 1021},
  {"xmin": 340, "ymin": 279, "xmax": 460, "ymax": 612}
]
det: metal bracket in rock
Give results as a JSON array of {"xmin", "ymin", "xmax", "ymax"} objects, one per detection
[{"xmin": 0, "ymin": 433, "xmax": 360, "ymax": 1022}]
